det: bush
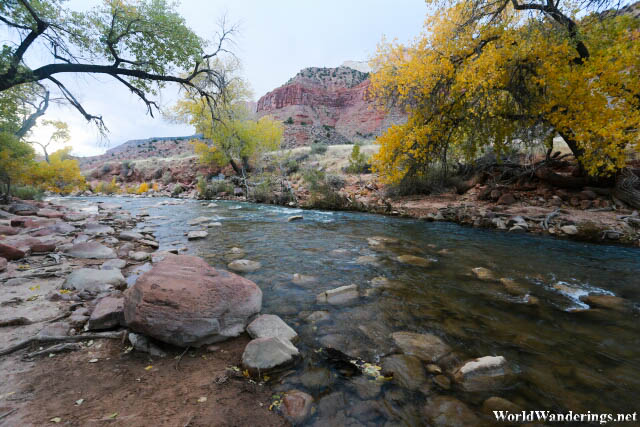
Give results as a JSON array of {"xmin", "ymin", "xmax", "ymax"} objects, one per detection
[
  {"xmin": 11, "ymin": 185, "xmax": 44, "ymax": 200},
  {"xmin": 302, "ymin": 169, "xmax": 354, "ymax": 210},
  {"xmin": 172, "ymin": 183, "xmax": 185, "ymax": 196},
  {"xmin": 161, "ymin": 170, "xmax": 173, "ymax": 184},
  {"xmin": 346, "ymin": 144, "xmax": 370, "ymax": 174},
  {"xmin": 310, "ymin": 142, "xmax": 328, "ymax": 155},
  {"xmin": 196, "ymin": 176, "xmax": 233, "ymax": 199},
  {"xmin": 137, "ymin": 182, "xmax": 149, "ymax": 194},
  {"xmin": 284, "ymin": 117, "xmax": 294, "ymax": 125}
]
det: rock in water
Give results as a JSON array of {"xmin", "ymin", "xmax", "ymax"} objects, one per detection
[
  {"xmin": 396, "ymin": 255, "xmax": 433, "ymax": 267},
  {"xmin": 187, "ymin": 230, "xmax": 208, "ymax": 240},
  {"xmin": 64, "ymin": 242, "xmax": 116, "ymax": 259},
  {"xmin": 472, "ymin": 267, "xmax": 495, "ymax": 281},
  {"xmin": 423, "ymin": 396, "xmax": 480, "ymax": 427},
  {"xmin": 281, "ymin": 390, "xmax": 314, "ymax": 424},
  {"xmin": 123, "ymin": 254, "xmax": 262, "ymax": 347},
  {"xmin": 247, "ymin": 314, "xmax": 298, "ymax": 342},
  {"xmin": 242, "ymin": 337, "xmax": 299, "ymax": 371},
  {"xmin": 62, "ymin": 268, "xmax": 126, "ymax": 293},
  {"xmin": 453, "ymin": 355, "xmax": 511, "ymax": 391},
  {"xmin": 391, "ymin": 331, "xmax": 451, "ymax": 362},
  {"xmin": 316, "ymin": 284, "xmax": 359, "ymax": 305},
  {"xmin": 381, "ymin": 354, "xmax": 427, "ymax": 391},
  {"xmin": 227, "ymin": 259, "xmax": 261, "ymax": 273},
  {"xmin": 287, "ymin": 215, "xmax": 303, "ymax": 222}
]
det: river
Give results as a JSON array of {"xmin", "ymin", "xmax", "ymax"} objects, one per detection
[{"xmin": 59, "ymin": 196, "xmax": 640, "ymax": 425}]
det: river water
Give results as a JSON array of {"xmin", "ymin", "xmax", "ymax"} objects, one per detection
[{"xmin": 63, "ymin": 196, "xmax": 640, "ymax": 425}]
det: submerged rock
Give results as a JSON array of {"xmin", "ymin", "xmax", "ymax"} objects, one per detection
[
  {"xmin": 396, "ymin": 255, "xmax": 433, "ymax": 267},
  {"xmin": 453, "ymin": 355, "xmax": 511, "ymax": 392},
  {"xmin": 188, "ymin": 216, "xmax": 211, "ymax": 226},
  {"xmin": 481, "ymin": 397, "xmax": 523, "ymax": 415},
  {"xmin": 281, "ymin": 390, "xmax": 314, "ymax": 424},
  {"xmin": 316, "ymin": 284, "xmax": 359, "ymax": 305},
  {"xmin": 292, "ymin": 273, "xmax": 317, "ymax": 285},
  {"xmin": 227, "ymin": 259, "xmax": 262, "ymax": 273},
  {"xmin": 472, "ymin": 267, "xmax": 495, "ymax": 281},
  {"xmin": 424, "ymin": 396, "xmax": 480, "ymax": 427},
  {"xmin": 579, "ymin": 294, "xmax": 634, "ymax": 313},
  {"xmin": 287, "ymin": 215, "xmax": 303, "ymax": 222},
  {"xmin": 391, "ymin": 331, "xmax": 451, "ymax": 362},
  {"xmin": 64, "ymin": 242, "xmax": 116, "ymax": 259},
  {"xmin": 247, "ymin": 314, "xmax": 298, "ymax": 342},
  {"xmin": 124, "ymin": 254, "xmax": 262, "ymax": 347},
  {"xmin": 62, "ymin": 268, "xmax": 126, "ymax": 293},
  {"xmin": 242, "ymin": 337, "xmax": 299, "ymax": 371},
  {"xmin": 381, "ymin": 354, "xmax": 427, "ymax": 391}
]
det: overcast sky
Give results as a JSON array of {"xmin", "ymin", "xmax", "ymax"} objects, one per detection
[{"xmin": 24, "ymin": 0, "xmax": 428, "ymax": 156}]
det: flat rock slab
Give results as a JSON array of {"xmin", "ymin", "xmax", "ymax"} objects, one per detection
[
  {"xmin": 227, "ymin": 259, "xmax": 261, "ymax": 273},
  {"xmin": 88, "ymin": 296, "xmax": 124, "ymax": 330},
  {"xmin": 119, "ymin": 230, "xmax": 143, "ymax": 241},
  {"xmin": 188, "ymin": 216, "xmax": 211, "ymax": 226},
  {"xmin": 62, "ymin": 268, "xmax": 126, "ymax": 293},
  {"xmin": 247, "ymin": 314, "xmax": 298, "ymax": 342},
  {"xmin": 391, "ymin": 331, "xmax": 451, "ymax": 362},
  {"xmin": 187, "ymin": 230, "xmax": 208, "ymax": 240},
  {"xmin": 123, "ymin": 254, "xmax": 262, "ymax": 347},
  {"xmin": 37, "ymin": 208, "xmax": 64, "ymax": 219},
  {"xmin": 101, "ymin": 259, "xmax": 127, "ymax": 270},
  {"xmin": 84, "ymin": 223, "xmax": 115, "ymax": 235},
  {"xmin": 242, "ymin": 337, "xmax": 299, "ymax": 371},
  {"xmin": 424, "ymin": 396, "xmax": 480, "ymax": 427},
  {"xmin": 64, "ymin": 242, "xmax": 116, "ymax": 259}
]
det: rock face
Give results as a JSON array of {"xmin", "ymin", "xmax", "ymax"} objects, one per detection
[
  {"xmin": 123, "ymin": 254, "xmax": 262, "ymax": 347},
  {"xmin": 391, "ymin": 332, "xmax": 451, "ymax": 362},
  {"xmin": 453, "ymin": 355, "xmax": 511, "ymax": 391},
  {"xmin": 242, "ymin": 337, "xmax": 299, "ymax": 371},
  {"xmin": 256, "ymin": 65, "xmax": 406, "ymax": 148}
]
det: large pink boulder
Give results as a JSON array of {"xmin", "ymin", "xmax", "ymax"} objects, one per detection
[{"xmin": 123, "ymin": 254, "xmax": 262, "ymax": 347}]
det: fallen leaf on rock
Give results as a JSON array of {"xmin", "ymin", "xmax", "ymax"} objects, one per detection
[
  {"xmin": 75, "ymin": 399, "xmax": 84, "ymax": 405},
  {"xmin": 50, "ymin": 417, "xmax": 61, "ymax": 423},
  {"xmin": 26, "ymin": 295, "xmax": 40, "ymax": 301},
  {"xmin": 144, "ymin": 365, "xmax": 153, "ymax": 371},
  {"xmin": 197, "ymin": 397, "xmax": 207, "ymax": 403},
  {"xmin": 107, "ymin": 412, "xmax": 118, "ymax": 419},
  {"xmin": 88, "ymin": 358, "xmax": 98, "ymax": 363},
  {"xmin": 242, "ymin": 369, "xmax": 250, "ymax": 378}
]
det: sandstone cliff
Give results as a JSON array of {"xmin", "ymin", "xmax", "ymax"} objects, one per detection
[{"xmin": 256, "ymin": 65, "xmax": 405, "ymax": 148}]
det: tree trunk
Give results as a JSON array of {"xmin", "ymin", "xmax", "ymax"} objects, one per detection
[{"xmin": 228, "ymin": 159, "xmax": 241, "ymax": 175}]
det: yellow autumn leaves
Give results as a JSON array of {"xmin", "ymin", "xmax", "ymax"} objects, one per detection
[{"xmin": 369, "ymin": 2, "xmax": 640, "ymax": 183}]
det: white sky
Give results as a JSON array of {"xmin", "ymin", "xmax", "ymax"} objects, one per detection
[{"xmin": 22, "ymin": 0, "xmax": 428, "ymax": 156}]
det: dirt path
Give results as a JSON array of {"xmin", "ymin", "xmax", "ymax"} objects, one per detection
[{"xmin": 0, "ymin": 335, "xmax": 286, "ymax": 427}]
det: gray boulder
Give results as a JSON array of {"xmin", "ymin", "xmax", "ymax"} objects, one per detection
[
  {"xmin": 64, "ymin": 242, "xmax": 116, "ymax": 259},
  {"xmin": 247, "ymin": 314, "xmax": 298, "ymax": 342},
  {"xmin": 242, "ymin": 337, "xmax": 299, "ymax": 371},
  {"xmin": 62, "ymin": 268, "xmax": 126, "ymax": 293}
]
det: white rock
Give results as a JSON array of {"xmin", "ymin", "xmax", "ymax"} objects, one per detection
[
  {"xmin": 560, "ymin": 225, "xmax": 578, "ymax": 235},
  {"xmin": 187, "ymin": 230, "xmax": 208, "ymax": 240},
  {"xmin": 242, "ymin": 337, "xmax": 299, "ymax": 371},
  {"xmin": 227, "ymin": 259, "xmax": 261, "ymax": 273},
  {"xmin": 317, "ymin": 284, "xmax": 359, "ymax": 305}
]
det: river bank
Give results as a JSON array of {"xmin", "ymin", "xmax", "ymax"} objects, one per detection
[
  {"xmin": 0, "ymin": 198, "xmax": 286, "ymax": 426},
  {"xmin": 2, "ymin": 196, "xmax": 639, "ymax": 426}
]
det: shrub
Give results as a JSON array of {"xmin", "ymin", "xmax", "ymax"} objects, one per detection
[
  {"xmin": 302, "ymin": 169, "xmax": 353, "ymax": 210},
  {"xmin": 310, "ymin": 142, "xmax": 328, "ymax": 155},
  {"xmin": 11, "ymin": 185, "xmax": 44, "ymax": 200},
  {"xmin": 346, "ymin": 144, "xmax": 370, "ymax": 174},
  {"xmin": 284, "ymin": 117, "xmax": 294, "ymax": 125},
  {"xmin": 172, "ymin": 183, "xmax": 184, "ymax": 196},
  {"xmin": 161, "ymin": 170, "xmax": 173, "ymax": 184},
  {"xmin": 300, "ymin": 121, "xmax": 307, "ymax": 126},
  {"xmin": 137, "ymin": 182, "xmax": 149, "ymax": 194}
]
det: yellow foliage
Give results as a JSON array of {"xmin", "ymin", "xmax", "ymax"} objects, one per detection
[
  {"xmin": 369, "ymin": 3, "xmax": 640, "ymax": 182},
  {"xmin": 137, "ymin": 182, "xmax": 149, "ymax": 194},
  {"xmin": 28, "ymin": 147, "xmax": 86, "ymax": 194},
  {"xmin": 152, "ymin": 182, "xmax": 159, "ymax": 191},
  {"xmin": 94, "ymin": 177, "xmax": 119, "ymax": 194}
]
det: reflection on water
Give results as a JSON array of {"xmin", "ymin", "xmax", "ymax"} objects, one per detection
[{"xmin": 64, "ymin": 197, "xmax": 640, "ymax": 425}]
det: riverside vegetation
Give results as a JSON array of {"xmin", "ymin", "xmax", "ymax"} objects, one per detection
[{"xmin": 1, "ymin": 0, "xmax": 640, "ymax": 426}]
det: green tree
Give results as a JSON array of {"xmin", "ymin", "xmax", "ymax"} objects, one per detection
[{"xmin": 1, "ymin": 0, "xmax": 235, "ymax": 129}]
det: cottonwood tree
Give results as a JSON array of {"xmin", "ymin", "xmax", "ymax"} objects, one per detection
[
  {"xmin": 0, "ymin": 0, "xmax": 236, "ymax": 131},
  {"xmin": 370, "ymin": 0, "xmax": 640, "ymax": 186}
]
